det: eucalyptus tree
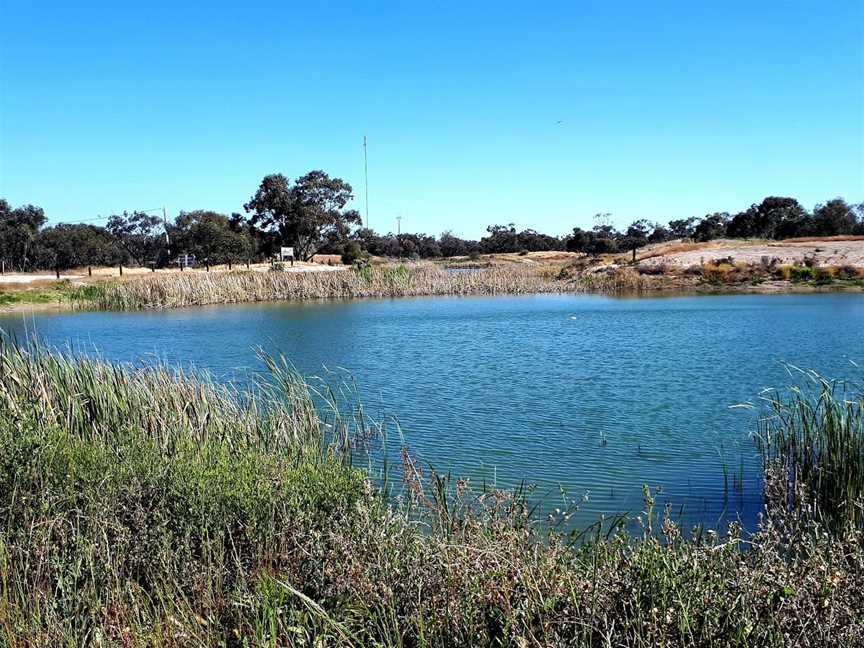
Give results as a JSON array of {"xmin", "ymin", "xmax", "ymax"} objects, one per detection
[
  {"xmin": 244, "ymin": 171, "xmax": 362, "ymax": 261},
  {"xmin": 0, "ymin": 199, "xmax": 46, "ymax": 270},
  {"xmin": 106, "ymin": 211, "xmax": 166, "ymax": 266}
]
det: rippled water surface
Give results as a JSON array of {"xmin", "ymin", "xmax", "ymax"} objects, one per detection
[{"xmin": 3, "ymin": 293, "xmax": 862, "ymax": 530}]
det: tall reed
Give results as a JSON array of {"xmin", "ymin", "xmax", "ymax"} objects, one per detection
[
  {"xmin": 0, "ymin": 338, "xmax": 327, "ymax": 453},
  {"xmin": 756, "ymin": 372, "xmax": 864, "ymax": 532},
  {"xmin": 90, "ymin": 264, "xmax": 571, "ymax": 310}
]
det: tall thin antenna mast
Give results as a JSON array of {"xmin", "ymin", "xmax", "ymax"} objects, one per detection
[
  {"xmin": 363, "ymin": 136, "xmax": 369, "ymax": 230},
  {"xmin": 396, "ymin": 215, "xmax": 402, "ymax": 236}
]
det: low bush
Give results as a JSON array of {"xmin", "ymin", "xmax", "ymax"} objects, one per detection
[
  {"xmin": 836, "ymin": 265, "xmax": 862, "ymax": 280},
  {"xmin": 701, "ymin": 261, "xmax": 734, "ymax": 283},
  {"xmin": 340, "ymin": 241, "xmax": 364, "ymax": 265},
  {"xmin": 636, "ymin": 262, "xmax": 669, "ymax": 276},
  {"xmin": 790, "ymin": 265, "xmax": 815, "ymax": 282},
  {"xmin": 814, "ymin": 266, "xmax": 836, "ymax": 283}
]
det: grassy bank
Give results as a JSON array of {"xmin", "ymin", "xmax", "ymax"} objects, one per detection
[
  {"xmin": 1, "ymin": 341, "xmax": 862, "ymax": 646},
  {"xmin": 0, "ymin": 281, "xmax": 104, "ymax": 310}
]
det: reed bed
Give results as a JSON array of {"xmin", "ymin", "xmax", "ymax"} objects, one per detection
[
  {"xmin": 91, "ymin": 264, "xmax": 571, "ymax": 310},
  {"xmin": 0, "ymin": 339, "xmax": 330, "ymax": 454},
  {"xmin": 0, "ymin": 341, "xmax": 862, "ymax": 646},
  {"xmin": 757, "ymin": 372, "xmax": 864, "ymax": 532}
]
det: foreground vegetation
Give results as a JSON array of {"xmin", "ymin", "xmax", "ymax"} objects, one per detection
[{"xmin": 0, "ymin": 341, "xmax": 862, "ymax": 646}]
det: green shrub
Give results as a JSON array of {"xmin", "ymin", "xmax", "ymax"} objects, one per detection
[
  {"xmin": 813, "ymin": 267, "xmax": 835, "ymax": 284},
  {"xmin": 341, "ymin": 241, "xmax": 364, "ymax": 265},
  {"xmin": 789, "ymin": 265, "xmax": 815, "ymax": 282}
]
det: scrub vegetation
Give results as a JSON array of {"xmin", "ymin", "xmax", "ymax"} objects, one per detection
[{"xmin": 0, "ymin": 340, "xmax": 861, "ymax": 646}]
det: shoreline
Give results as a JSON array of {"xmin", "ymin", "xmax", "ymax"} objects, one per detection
[{"xmin": 2, "ymin": 273, "xmax": 862, "ymax": 315}]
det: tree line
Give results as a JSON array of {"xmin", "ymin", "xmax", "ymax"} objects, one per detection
[{"xmin": 2, "ymin": 173, "xmax": 862, "ymax": 272}]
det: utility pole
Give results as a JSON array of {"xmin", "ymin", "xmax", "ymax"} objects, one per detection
[
  {"xmin": 163, "ymin": 206, "xmax": 171, "ymax": 261},
  {"xmin": 363, "ymin": 136, "xmax": 370, "ymax": 230},
  {"xmin": 396, "ymin": 215, "xmax": 402, "ymax": 236}
]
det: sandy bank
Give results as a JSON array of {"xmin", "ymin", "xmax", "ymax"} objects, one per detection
[{"xmin": 637, "ymin": 239, "xmax": 864, "ymax": 269}]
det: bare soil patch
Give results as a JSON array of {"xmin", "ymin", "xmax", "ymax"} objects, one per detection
[{"xmin": 637, "ymin": 239, "xmax": 864, "ymax": 269}]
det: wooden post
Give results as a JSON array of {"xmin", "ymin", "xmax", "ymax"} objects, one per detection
[
  {"xmin": 119, "ymin": 264, "xmax": 123, "ymax": 276},
  {"xmin": 55, "ymin": 266, "xmax": 60, "ymax": 280},
  {"xmin": 205, "ymin": 259, "xmax": 210, "ymax": 272},
  {"xmin": 228, "ymin": 259, "xmax": 232, "ymax": 271},
  {"xmin": 88, "ymin": 266, "xmax": 92, "ymax": 277},
  {"xmin": 632, "ymin": 248, "xmax": 636, "ymax": 262},
  {"xmin": 246, "ymin": 258, "xmax": 250, "ymax": 269}
]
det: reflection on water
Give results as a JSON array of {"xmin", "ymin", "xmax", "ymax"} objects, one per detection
[{"xmin": 2, "ymin": 292, "xmax": 862, "ymax": 530}]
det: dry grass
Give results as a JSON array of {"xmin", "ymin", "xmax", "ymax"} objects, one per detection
[{"xmin": 93, "ymin": 263, "xmax": 572, "ymax": 310}]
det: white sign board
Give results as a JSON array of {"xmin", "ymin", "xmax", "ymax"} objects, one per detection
[{"xmin": 280, "ymin": 246, "xmax": 294, "ymax": 261}]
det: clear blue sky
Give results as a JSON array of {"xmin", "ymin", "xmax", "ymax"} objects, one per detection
[{"xmin": 1, "ymin": 1, "xmax": 862, "ymax": 238}]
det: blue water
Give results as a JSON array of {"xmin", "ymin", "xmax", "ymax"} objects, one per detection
[{"xmin": 3, "ymin": 293, "xmax": 862, "ymax": 531}]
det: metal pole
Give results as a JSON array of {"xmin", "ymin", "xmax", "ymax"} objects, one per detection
[{"xmin": 363, "ymin": 136, "xmax": 369, "ymax": 230}]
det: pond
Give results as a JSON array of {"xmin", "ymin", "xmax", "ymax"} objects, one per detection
[{"xmin": 3, "ymin": 292, "xmax": 862, "ymax": 531}]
